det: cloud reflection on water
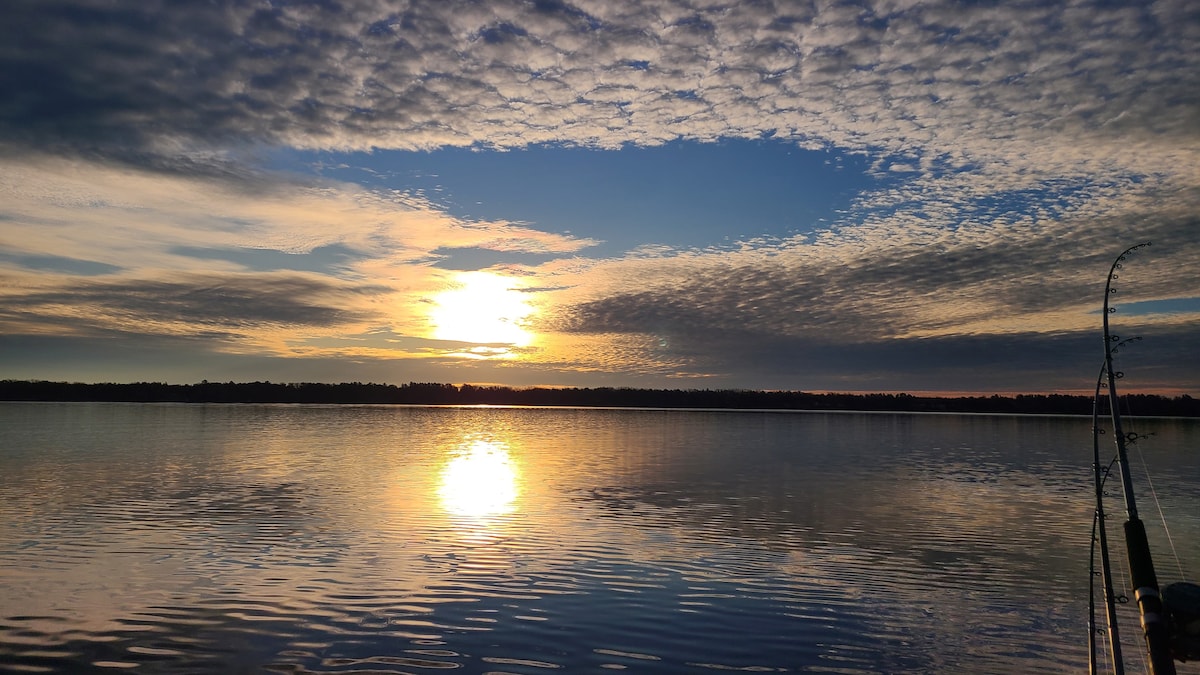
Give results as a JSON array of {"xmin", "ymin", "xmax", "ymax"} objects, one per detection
[{"xmin": 6, "ymin": 405, "xmax": 1197, "ymax": 673}]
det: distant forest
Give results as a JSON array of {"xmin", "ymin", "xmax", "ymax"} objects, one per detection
[{"xmin": 2, "ymin": 379, "xmax": 1198, "ymax": 417}]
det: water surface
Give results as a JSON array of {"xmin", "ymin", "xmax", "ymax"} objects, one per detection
[{"xmin": 2, "ymin": 403, "xmax": 1198, "ymax": 673}]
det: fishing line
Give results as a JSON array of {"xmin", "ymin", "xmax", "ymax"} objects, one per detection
[
  {"xmin": 1105, "ymin": 455, "xmax": 1146, "ymax": 675},
  {"xmin": 1099, "ymin": 637, "xmax": 1112, "ymax": 675},
  {"xmin": 1099, "ymin": 449, "xmax": 1128, "ymax": 672},
  {"xmin": 1122, "ymin": 398, "xmax": 1186, "ymax": 581},
  {"xmin": 1090, "ymin": 499, "xmax": 1120, "ymax": 675},
  {"xmin": 1111, "ymin": 401, "xmax": 1158, "ymax": 675},
  {"xmin": 1119, "ymin": 531, "xmax": 1149, "ymax": 675},
  {"xmin": 1132, "ymin": 441, "xmax": 1186, "ymax": 581}
]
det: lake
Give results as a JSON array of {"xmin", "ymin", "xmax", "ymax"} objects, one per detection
[{"xmin": 1, "ymin": 402, "xmax": 1198, "ymax": 673}]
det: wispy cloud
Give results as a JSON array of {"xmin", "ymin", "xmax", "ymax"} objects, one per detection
[
  {"xmin": 0, "ymin": 156, "xmax": 597, "ymax": 357},
  {"xmin": 1, "ymin": 272, "xmax": 381, "ymax": 335}
]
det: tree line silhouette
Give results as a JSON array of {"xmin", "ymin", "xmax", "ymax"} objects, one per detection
[{"xmin": 2, "ymin": 379, "xmax": 1198, "ymax": 416}]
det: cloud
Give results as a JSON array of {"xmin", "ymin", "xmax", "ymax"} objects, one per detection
[
  {"xmin": 0, "ymin": 156, "xmax": 596, "ymax": 265},
  {"xmin": 527, "ymin": 179, "xmax": 1200, "ymax": 385},
  {"xmin": 0, "ymin": 156, "xmax": 598, "ymax": 360},
  {"xmin": 543, "ymin": 304, "xmax": 1200, "ymax": 393},
  {"xmin": 2, "ymin": 272, "xmax": 381, "ymax": 332},
  {"xmin": 552, "ymin": 213, "xmax": 1198, "ymax": 339},
  {"xmin": 6, "ymin": 1, "xmax": 1197, "ymax": 250},
  {"xmin": 2, "ymin": 0, "xmax": 1198, "ymax": 392},
  {"xmin": 2, "ymin": 0, "xmax": 1195, "ymax": 184},
  {"xmin": 0, "ymin": 251, "xmax": 122, "ymax": 276}
]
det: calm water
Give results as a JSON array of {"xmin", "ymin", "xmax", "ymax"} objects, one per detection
[{"xmin": 1, "ymin": 403, "xmax": 1198, "ymax": 674}]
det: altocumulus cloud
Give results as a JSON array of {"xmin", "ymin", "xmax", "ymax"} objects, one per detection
[
  {"xmin": 539, "ymin": 213, "xmax": 1200, "ymax": 390},
  {"xmin": 1, "ymin": 0, "xmax": 1198, "ymax": 391},
  {"xmin": 0, "ymin": 1, "xmax": 1194, "ymax": 173}
]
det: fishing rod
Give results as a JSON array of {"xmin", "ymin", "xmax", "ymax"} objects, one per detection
[
  {"xmin": 1090, "ymin": 241, "xmax": 1200, "ymax": 675},
  {"xmin": 1091, "ymin": 356, "xmax": 1124, "ymax": 675},
  {"xmin": 1101, "ymin": 242, "xmax": 1175, "ymax": 674}
]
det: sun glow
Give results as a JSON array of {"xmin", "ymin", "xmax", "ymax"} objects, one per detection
[
  {"xmin": 438, "ymin": 440, "xmax": 520, "ymax": 520},
  {"xmin": 430, "ymin": 271, "xmax": 535, "ymax": 351}
]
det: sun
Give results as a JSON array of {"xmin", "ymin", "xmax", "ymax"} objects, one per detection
[{"xmin": 429, "ymin": 271, "xmax": 536, "ymax": 350}]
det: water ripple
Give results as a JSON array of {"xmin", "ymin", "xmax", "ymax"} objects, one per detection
[{"xmin": 4, "ymin": 404, "xmax": 1196, "ymax": 673}]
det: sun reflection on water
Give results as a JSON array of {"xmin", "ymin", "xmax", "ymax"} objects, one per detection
[{"xmin": 438, "ymin": 439, "xmax": 520, "ymax": 520}]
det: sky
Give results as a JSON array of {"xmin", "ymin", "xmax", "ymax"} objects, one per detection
[{"xmin": 1, "ymin": 0, "xmax": 1198, "ymax": 395}]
